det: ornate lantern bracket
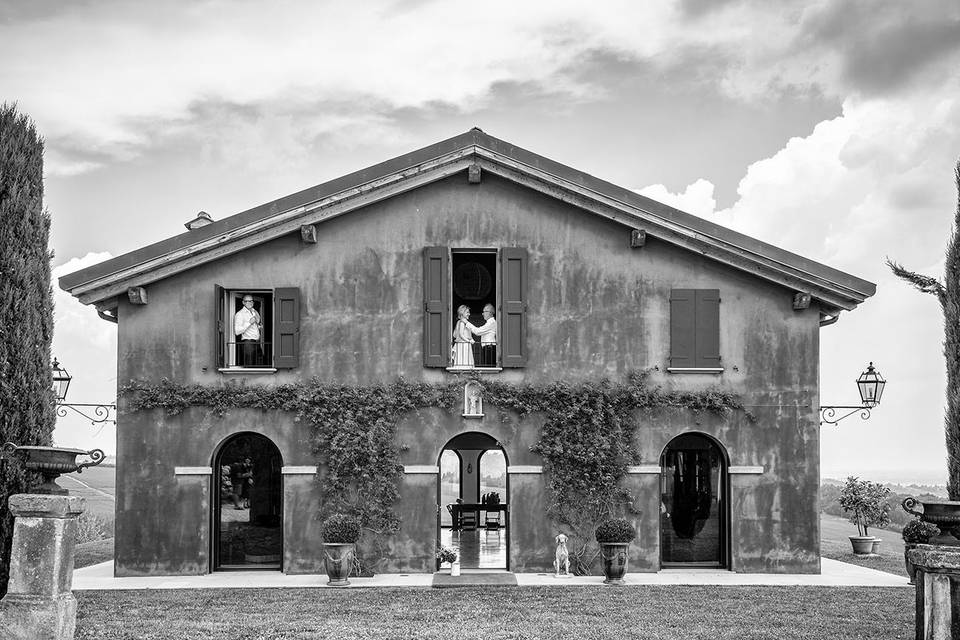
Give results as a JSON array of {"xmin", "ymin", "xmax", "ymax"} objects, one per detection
[
  {"xmin": 51, "ymin": 357, "xmax": 117, "ymax": 425},
  {"xmin": 820, "ymin": 362, "xmax": 887, "ymax": 426}
]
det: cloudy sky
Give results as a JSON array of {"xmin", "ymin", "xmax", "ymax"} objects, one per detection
[{"xmin": 5, "ymin": 0, "xmax": 960, "ymax": 482}]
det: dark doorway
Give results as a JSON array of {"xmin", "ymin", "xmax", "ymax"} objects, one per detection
[
  {"xmin": 660, "ymin": 433, "xmax": 727, "ymax": 567},
  {"xmin": 437, "ymin": 431, "xmax": 509, "ymax": 570},
  {"xmin": 213, "ymin": 432, "xmax": 283, "ymax": 570}
]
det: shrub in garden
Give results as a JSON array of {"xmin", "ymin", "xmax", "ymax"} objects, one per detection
[
  {"xmin": 321, "ymin": 514, "xmax": 361, "ymax": 543},
  {"xmin": 595, "ymin": 519, "xmax": 637, "ymax": 544},
  {"xmin": 902, "ymin": 519, "xmax": 940, "ymax": 544}
]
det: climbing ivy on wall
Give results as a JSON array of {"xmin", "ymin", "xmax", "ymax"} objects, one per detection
[{"xmin": 123, "ymin": 371, "xmax": 747, "ymax": 574}]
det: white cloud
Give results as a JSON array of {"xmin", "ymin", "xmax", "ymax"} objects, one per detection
[{"xmin": 635, "ymin": 179, "xmax": 717, "ymax": 219}]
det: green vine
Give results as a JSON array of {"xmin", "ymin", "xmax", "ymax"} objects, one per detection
[{"xmin": 122, "ymin": 371, "xmax": 748, "ymax": 574}]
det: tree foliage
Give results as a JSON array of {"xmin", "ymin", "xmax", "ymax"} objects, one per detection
[
  {"xmin": 838, "ymin": 476, "xmax": 891, "ymax": 537},
  {"xmin": 887, "ymin": 160, "xmax": 960, "ymax": 499},
  {"xmin": 0, "ymin": 103, "xmax": 55, "ymax": 596}
]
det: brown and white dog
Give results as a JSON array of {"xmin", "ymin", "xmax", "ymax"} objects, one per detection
[{"xmin": 554, "ymin": 533, "xmax": 570, "ymax": 576}]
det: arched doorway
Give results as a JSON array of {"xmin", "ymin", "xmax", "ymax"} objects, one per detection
[
  {"xmin": 212, "ymin": 432, "xmax": 283, "ymax": 570},
  {"xmin": 437, "ymin": 432, "xmax": 509, "ymax": 570},
  {"xmin": 660, "ymin": 432, "xmax": 728, "ymax": 568}
]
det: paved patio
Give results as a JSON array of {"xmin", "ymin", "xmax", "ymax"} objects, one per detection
[{"xmin": 73, "ymin": 557, "xmax": 909, "ymax": 590}]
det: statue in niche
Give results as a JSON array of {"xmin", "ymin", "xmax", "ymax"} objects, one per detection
[{"xmin": 463, "ymin": 381, "xmax": 483, "ymax": 417}]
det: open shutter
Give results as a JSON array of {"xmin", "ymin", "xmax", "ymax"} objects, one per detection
[
  {"xmin": 215, "ymin": 284, "xmax": 225, "ymax": 368},
  {"xmin": 694, "ymin": 289, "xmax": 720, "ymax": 368},
  {"xmin": 669, "ymin": 289, "xmax": 695, "ymax": 368},
  {"xmin": 423, "ymin": 247, "xmax": 449, "ymax": 367},
  {"xmin": 273, "ymin": 288, "xmax": 300, "ymax": 369},
  {"xmin": 500, "ymin": 248, "xmax": 528, "ymax": 368}
]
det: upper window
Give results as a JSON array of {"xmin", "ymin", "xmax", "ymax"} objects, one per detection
[
  {"xmin": 422, "ymin": 247, "xmax": 527, "ymax": 370},
  {"xmin": 668, "ymin": 289, "xmax": 721, "ymax": 372},
  {"xmin": 215, "ymin": 285, "xmax": 300, "ymax": 371}
]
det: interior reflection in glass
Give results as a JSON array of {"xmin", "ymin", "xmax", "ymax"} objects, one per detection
[{"xmin": 661, "ymin": 434, "xmax": 725, "ymax": 566}]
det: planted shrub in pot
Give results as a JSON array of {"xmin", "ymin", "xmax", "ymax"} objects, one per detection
[
  {"xmin": 595, "ymin": 519, "xmax": 636, "ymax": 584},
  {"xmin": 321, "ymin": 514, "xmax": 361, "ymax": 586},
  {"xmin": 838, "ymin": 476, "xmax": 891, "ymax": 555},
  {"xmin": 902, "ymin": 520, "xmax": 940, "ymax": 584},
  {"xmin": 436, "ymin": 545, "xmax": 459, "ymax": 576}
]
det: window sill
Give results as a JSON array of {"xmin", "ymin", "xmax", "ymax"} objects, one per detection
[
  {"xmin": 218, "ymin": 367, "xmax": 278, "ymax": 375},
  {"xmin": 445, "ymin": 366, "xmax": 503, "ymax": 374},
  {"xmin": 666, "ymin": 367, "xmax": 724, "ymax": 374}
]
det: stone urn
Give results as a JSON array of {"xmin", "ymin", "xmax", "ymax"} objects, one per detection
[
  {"xmin": 599, "ymin": 543, "xmax": 629, "ymax": 584},
  {"xmin": 323, "ymin": 543, "xmax": 355, "ymax": 586},
  {"xmin": 903, "ymin": 496, "xmax": 960, "ymax": 540},
  {"xmin": 2, "ymin": 442, "xmax": 105, "ymax": 494}
]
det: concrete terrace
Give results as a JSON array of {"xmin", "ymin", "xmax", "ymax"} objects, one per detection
[{"xmin": 73, "ymin": 558, "xmax": 909, "ymax": 590}]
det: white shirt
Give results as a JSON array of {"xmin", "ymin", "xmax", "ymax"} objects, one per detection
[
  {"xmin": 234, "ymin": 306, "xmax": 261, "ymax": 340},
  {"xmin": 470, "ymin": 317, "xmax": 497, "ymax": 344}
]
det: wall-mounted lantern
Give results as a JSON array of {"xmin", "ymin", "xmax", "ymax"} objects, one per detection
[
  {"xmin": 52, "ymin": 357, "xmax": 116, "ymax": 425},
  {"xmin": 820, "ymin": 362, "xmax": 887, "ymax": 425}
]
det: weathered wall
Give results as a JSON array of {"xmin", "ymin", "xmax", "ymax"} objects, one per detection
[{"xmin": 114, "ymin": 170, "xmax": 821, "ymax": 575}]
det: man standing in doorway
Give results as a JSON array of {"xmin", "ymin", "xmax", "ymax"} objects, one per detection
[
  {"xmin": 470, "ymin": 304, "xmax": 497, "ymax": 367},
  {"xmin": 234, "ymin": 294, "xmax": 263, "ymax": 366}
]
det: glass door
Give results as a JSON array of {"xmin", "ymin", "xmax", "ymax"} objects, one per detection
[{"xmin": 660, "ymin": 433, "xmax": 726, "ymax": 567}]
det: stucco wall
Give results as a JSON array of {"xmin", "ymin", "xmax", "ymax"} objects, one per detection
[{"xmin": 113, "ymin": 171, "xmax": 821, "ymax": 575}]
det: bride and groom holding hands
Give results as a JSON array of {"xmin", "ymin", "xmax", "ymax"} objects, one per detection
[{"xmin": 452, "ymin": 303, "xmax": 497, "ymax": 367}]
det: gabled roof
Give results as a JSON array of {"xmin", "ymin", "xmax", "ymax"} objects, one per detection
[{"xmin": 60, "ymin": 128, "xmax": 875, "ymax": 314}]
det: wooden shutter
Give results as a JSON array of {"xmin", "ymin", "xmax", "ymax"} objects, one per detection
[
  {"xmin": 694, "ymin": 289, "xmax": 720, "ymax": 368},
  {"xmin": 423, "ymin": 247, "xmax": 449, "ymax": 367},
  {"xmin": 215, "ymin": 284, "xmax": 225, "ymax": 368},
  {"xmin": 500, "ymin": 248, "xmax": 528, "ymax": 368},
  {"xmin": 669, "ymin": 289, "xmax": 695, "ymax": 368},
  {"xmin": 273, "ymin": 288, "xmax": 300, "ymax": 369}
]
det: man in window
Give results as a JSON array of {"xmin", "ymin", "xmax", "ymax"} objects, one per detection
[
  {"xmin": 470, "ymin": 303, "xmax": 497, "ymax": 366},
  {"xmin": 234, "ymin": 294, "xmax": 263, "ymax": 366}
]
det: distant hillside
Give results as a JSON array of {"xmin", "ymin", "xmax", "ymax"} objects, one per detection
[{"xmin": 820, "ymin": 479, "xmax": 948, "ymax": 531}]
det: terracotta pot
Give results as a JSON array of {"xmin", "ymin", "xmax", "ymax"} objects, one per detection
[
  {"xmin": 323, "ymin": 543, "xmax": 355, "ymax": 586},
  {"xmin": 849, "ymin": 536, "xmax": 876, "ymax": 555},
  {"xmin": 599, "ymin": 542, "xmax": 629, "ymax": 584},
  {"xmin": 451, "ymin": 561, "xmax": 461, "ymax": 577},
  {"xmin": 871, "ymin": 539, "xmax": 882, "ymax": 554},
  {"xmin": 903, "ymin": 497, "xmax": 960, "ymax": 539}
]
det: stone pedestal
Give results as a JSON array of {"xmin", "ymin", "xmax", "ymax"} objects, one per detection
[
  {"xmin": 0, "ymin": 494, "xmax": 85, "ymax": 640},
  {"xmin": 910, "ymin": 544, "xmax": 960, "ymax": 640}
]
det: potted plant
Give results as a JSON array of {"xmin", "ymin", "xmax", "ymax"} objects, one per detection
[
  {"xmin": 436, "ymin": 545, "xmax": 459, "ymax": 576},
  {"xmin": 838, "ymin": 476, "xmax": 891, "ymax": 554},
  {"xmin": 595, "ymin": 518, "xmax": 636, "ymax": 584},
  {"xmin": 321, "ymin": 513, "xmax": 361, "ymax": 586},
  {"xmin": 903, "ymin": 519, "xmax": 940, "ymax": 584}
]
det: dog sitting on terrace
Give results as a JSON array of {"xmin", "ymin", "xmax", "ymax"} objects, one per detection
[{"xmin": 554, "ymin": 533, "xmax": 570, "ymax": 576}]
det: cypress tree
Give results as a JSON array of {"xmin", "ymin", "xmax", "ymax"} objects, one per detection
[
  {"xmin": 0, "ymin": 103, "xmax": 55, "ymax": 596},
  {"xmin": 888, "ymin": 160, "xmax": 960, "ymax": 499}
]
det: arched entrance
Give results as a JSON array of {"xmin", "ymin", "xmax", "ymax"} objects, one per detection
[
  {"xmin": 212, "ymin": 432, "xmax": 283, "ymax": 570},
  {"xmin": 660, "ymin": 432, "xmax": 728, "ymax": 568},
  {"xmin": 437, "ymin": 431, "xmax": 509, "ymax": 570}
]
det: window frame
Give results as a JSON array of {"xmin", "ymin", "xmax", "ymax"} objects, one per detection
[{"xmin": 215, "ymin": 285, "xmax": 300, "ymax": 374}]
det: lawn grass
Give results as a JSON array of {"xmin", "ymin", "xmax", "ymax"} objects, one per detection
[
  {"xmin": 76, "ymin": 585, "xmax": 913, "ymax": 639},
  {"xmin": 75, "ymin": 537, "xmax": 114, "ymax": 569},
  {"xmin": 820, "ymin": 536, "xmax": 907, "ymax": 578}
]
